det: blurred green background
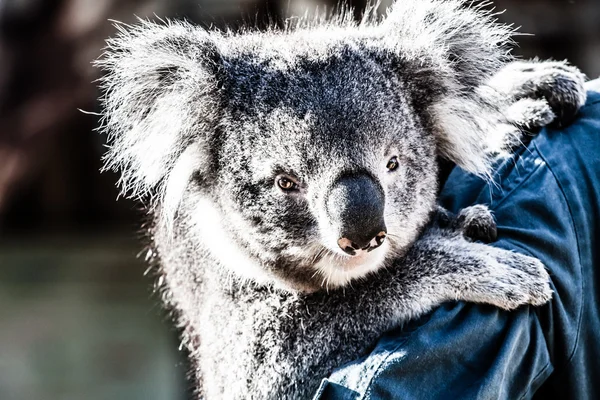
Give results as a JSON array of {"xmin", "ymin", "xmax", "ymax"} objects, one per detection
[{"xmin": 0, "ymin": 0, "xmax": 598, "ymax": 399}]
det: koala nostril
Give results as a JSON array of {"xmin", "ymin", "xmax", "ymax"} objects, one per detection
[
  {"xmin": 338, "ymin": 238, "xmax": 360, "ymax": 255},
  {"xmin": 338, "ymin": 232, "xmax": 386, "ymax": 255},
  {"xmin": 343, "ymin": 246, "xmax": 356, "ymax": 256},
  {"xmin": 368, "ymin": 231, "xmax": 387, "ymax": 252}
]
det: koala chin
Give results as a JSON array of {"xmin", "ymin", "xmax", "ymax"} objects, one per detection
[
  {"xmin": 312, "ymin": 241, "xmax": 391, "ymax": 288},
  {"xmin": 96, "ymin": 0, "xmax": 585, "ymax": 398}
]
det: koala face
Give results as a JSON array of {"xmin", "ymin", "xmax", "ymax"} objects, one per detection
[
  {"xmin": 97, "ymin": 1, "xmax": 513, "ymax": 292},
  {"xmin": 193, "ymin": 42, "xmax": 438, "ymax": 291}
]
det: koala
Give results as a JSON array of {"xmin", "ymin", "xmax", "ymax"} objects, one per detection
[{"xmin": 96, "ymin": 1, "xmax": 586, "ymax": 399}]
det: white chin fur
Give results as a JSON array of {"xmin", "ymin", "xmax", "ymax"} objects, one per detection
[{"xmin": 313, "ymin": 241, "xmax": 390, "ymax": 288}]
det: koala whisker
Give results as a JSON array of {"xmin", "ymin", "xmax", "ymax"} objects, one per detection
[
  {"xmin": 310, "ymin": 247, "xmax": 329, "ymax": 266},
  {"xmin": 326, "ymin": 267, "xmax": 335, "ymax": 293},
  {"xmin": 310, "ymin": 249, "xmax": 329, "ymax": 280},
  {"xmin": 385, "ymin": 234, "xmax": 408, "ymax": 258},
  {"xmin": 385, "ymin": 233, "xmax": 401, "ymax": 246},
  {"xmin": 321, "ymin": 272, "xmax": 329, "ymax": 292}
]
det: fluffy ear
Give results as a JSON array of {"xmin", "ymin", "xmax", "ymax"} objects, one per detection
[
  {"xmin": 95, "ymin": 20, "xmax": 223, "ymax": 203},
  {"xmin": 380, "ymin": 0, "xmax": 515, "ymax": 176}
]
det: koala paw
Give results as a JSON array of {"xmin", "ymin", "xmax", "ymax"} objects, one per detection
[
  {"xmin": 431, "ymin": 205, "xmax": 497, "ymax": 243},
  {"xmin": 455, "ymin": 205, "xmax": 497, "ymax": 243},
  {"xmin": 474, "ymin": 249, "xmax": 553, "ymax": 310},
  {"xmin": 491, "ymin": 60, "xmax": 587, "ymax": 130},
  {"xmin": 505, "ymin": 97, "xmax": 555, "ymax": 132}
]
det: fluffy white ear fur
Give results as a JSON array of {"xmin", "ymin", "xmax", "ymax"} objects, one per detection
[
  {"xmin": 382, "ymin": 0, "xmax": 513, "ymax": 88},
  {"xmin": 381, "ymin": 0, "xmax": 515, "ymax": 176},
  {"xmin": 95, "ymin": 20, "xmax": 222, "ymax": 203}
]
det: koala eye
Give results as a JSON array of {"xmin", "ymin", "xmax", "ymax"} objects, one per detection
[
  {"xmin": 276, "ymin": 176, "xmax": 299, "ymax": 192},
  {"xmin": 386, "ymin": 156, "xmax": 399, "ymax": 172}
]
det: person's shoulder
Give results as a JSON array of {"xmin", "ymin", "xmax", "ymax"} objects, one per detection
[
  {"xmin": 567, "ymin": 78, "xmax": 600, "ymax": 118},
  {"xmin": 584, "ymin": 78, "xmax": 600, "ymax": 103},
  {"xmin": 566, "ymin": 78, "xmax": 600, "ymax": 119}
]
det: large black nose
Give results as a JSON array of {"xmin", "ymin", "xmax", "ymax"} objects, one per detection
[{"xmin": 326, "ymin": 173, "xmax": 387, "ymax": 256}]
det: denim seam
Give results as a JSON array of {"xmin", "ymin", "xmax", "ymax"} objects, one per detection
[
  {"xmin": 519, "ymin": 361, "xmax": 554, "ymax": 400},
  {"xmin": 486, "ymin": 144, "xmax": 561, "ymax": 399},
  {"xmin": 532, "ymin": 140, "xmax": 584, "ymax": 373}
]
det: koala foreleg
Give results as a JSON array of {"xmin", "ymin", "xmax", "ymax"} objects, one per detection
[
  {"xmin": 392, "ymin": 206, "xmax": 552, "ymax": 312},
  {"xmin": 199, "ymin": 206, "xmax": 553, "ymax": 400}
]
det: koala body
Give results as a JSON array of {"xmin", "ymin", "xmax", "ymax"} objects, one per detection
[{"xmin": 97, "ymin": 1, "xmax": 585, "ymax": 399}]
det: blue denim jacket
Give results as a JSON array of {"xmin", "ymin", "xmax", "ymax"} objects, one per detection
[{"xmin": 316, "ymin": 79, "xmax": 600, "ymax": 400}]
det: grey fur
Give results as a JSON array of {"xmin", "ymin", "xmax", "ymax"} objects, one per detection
[{"xmin": 95, "ymin": 1, "xmax": 586, "ymax": 399}]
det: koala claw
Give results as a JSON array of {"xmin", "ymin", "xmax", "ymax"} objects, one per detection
[
  {"xmin": 427, "ymin": 205, "xmax": 551, "ymax": 309},
  {"xmin": 506, "ymin": 97, "xmax": 555, "ymax": 133}
]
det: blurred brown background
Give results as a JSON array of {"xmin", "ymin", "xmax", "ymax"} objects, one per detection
[{"xmin": 0, "ymin": 1, "xmax": 597, "ymax": 399}]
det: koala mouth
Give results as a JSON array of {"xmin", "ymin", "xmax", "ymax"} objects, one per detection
[{"xmin": 311, "ymin": 240, "xmax": 391, "ymax": 289}]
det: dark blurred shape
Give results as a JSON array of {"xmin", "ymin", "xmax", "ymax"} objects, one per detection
[
  {"xmin": 0, "ymin": 235, "xmax": 189, "ymax": 400},
  {"xmin": 495, "ymin": 0, "xmax": 600, "ymax": 78}
]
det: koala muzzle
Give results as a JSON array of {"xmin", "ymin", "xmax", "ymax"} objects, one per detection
[{"xmin": 326, "ymin": 174, "xmax": 387, "ymax": 256}]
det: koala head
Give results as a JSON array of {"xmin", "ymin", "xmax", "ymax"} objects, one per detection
[{"xmin": 97, "ymin": 0, "xmax": 513, "ymax": 292}]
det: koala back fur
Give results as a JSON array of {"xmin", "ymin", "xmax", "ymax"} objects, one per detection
[{"xmin": 95, "ymin": 1, "xmax": 559, "ymax": 399}]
